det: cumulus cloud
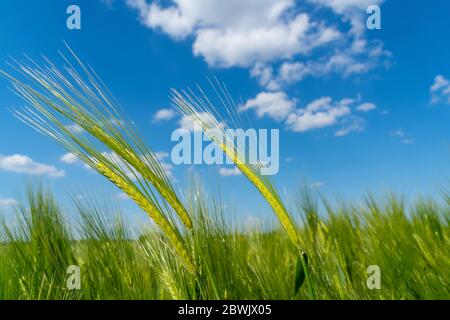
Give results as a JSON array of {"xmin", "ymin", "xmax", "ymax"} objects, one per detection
[
  {"xmin": 251, "ymin": 62, "xmax": 310, "ymax": 90},
  {"xmin": 60, "ymin": 152, "xmax": 79, "ymax": 164},
  {"xmin": 279, "ymin": 62, "xmax": 308, "ymax": 83},
  {"xmin": 126, "ymin": 0, "xmax": 388, "ymax": 136},
  {"xmin": 61, "ymin": 151, "xmax": 173, "ymax": 177},
  {"xmin": 130, "ymin": 0, "xmax": 341, "ymax": 68},
  {"xmin": 239, "ymin": 91, "xmax": 295, "ymax": 121},
  {"xmin": 126, "ymin": 0, "xmax": 195, "ymax": 39},
  {"xmin": 116, "ymin": 192, "xmax": 131, "ymax": 201},
  {"xmin": 219, "ymin": 166, "xmax": 242, "ymax": 176},
  {"xmin": 192, "ymin": 13, "xmax": 340, "ymax": 67},
  {"xmin": 154, "ymin": 152, "xmax": 174, "ymax": 175},
  {"xmin": 155, "ymin": 151, "xmax": 169, "ymax": 160},
  {"xmin": 101, "ymin": 151, "xmax": 174, "ymax": 179},
  {"xmin": 252, "ymin": 42, "xmax": 390, "ymax": 90},
  {"xmin": 65, "ymin": 123, "xmax": 85, "ymax": 134},
  {"xmin": 178, "ymin": 112, "xmax": 224, "ymax": 132},
  {"xmin": 310, "ymin": 0, "xmax": 379, "ymax": 10},
  {"xmin": 334, "ymin": 117, "xmax": 365, "ymax": 136},
  {"xmin": 239, "ymin": 93, "xmax": 372, "ymax": 135},
  {"xmin": 60, "ymin": 152, "xmax": 91, "ymax": 170},
  {"xmin": 0, "ymin": 154, "xmax": 65, "ymax": 178},
  {"xmin": 309, "ymin": 0, "xmax": 383, "ymax": 36},
  {"xmin": 127, "ymin": 0, "xmax": 341, "ymax": 68},
  {"xmin": 391, "ymin": 129, "xmax": 414, "ymax": 144},
  {"xmin": 250, "ymin": 63, "xmax": 278, "ymax": 90},
  {"xmin": 309, "ymin": 181, "xmax": 324, "ymax": 188},
  {"xmin": 356, "ymin": 102, "xmax": 376, "ymax": 112},
  {"xmin": 0, "ymin": 198, "xmax": 17, "ymax": 209},
  {"xmin": 286, "ymin": 97, "xmax": 351, "ymax": 132},
  {"xmin": 430, "ymin": 75, "xmax": 450, "ymax": 104},
  {"xmin": 153, "ymin": 108, "xmax": 176, "ymax": 121},
  {"xmin": 126, "ymin": 0, "xmax": 390, "ymax": 90}
]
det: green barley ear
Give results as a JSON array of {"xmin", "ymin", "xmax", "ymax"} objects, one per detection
[
  {"xmin": 0, "ymin": 46, "xmax": 194, "ymax": 271},
  {"xmin": 96, "ymin": 162, "xmax": 194, "ymax": 272},
  {"xmin": 0, "ymin": 46, "xmax": 192, "ymax": 230},
  {"xmin": 171, "ymin": 83, "xmax": 302, "ymax": 249}
]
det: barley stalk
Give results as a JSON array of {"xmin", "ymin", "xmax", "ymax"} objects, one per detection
[
  {"xmin": 97, "ymin": 162, "xmax": 194, "ymax": 272},
  {"xmin": 0, "ymin": 47, "xmax": 195, "ymax": 270},
  {"xmin": 171, "ymin": 88, "xmax": 302, "ymax": 249},
  {"xmin": 220, "ymin": 142, "xmax": 301, "ymax": 247},
  {"xmin": 90, "ymin": 125, "xmax": 193, "ymax": 229},
  {"xmin": 0, "ymin": 46, "xmax": 193, "ymax": 231}
]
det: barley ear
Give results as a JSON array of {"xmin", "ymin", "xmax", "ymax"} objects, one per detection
[
  {"xmin": 97, "ymin": 162, "xmax": 194, "ymax": 273},
  {"xmin": 171, "ymin": 87, "xmax": 302, "ymax": 249}
]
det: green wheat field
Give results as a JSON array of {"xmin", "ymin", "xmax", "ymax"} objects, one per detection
[{"xmin": 0, "ymin": 51, "xmax": 449, "ymax": 300}]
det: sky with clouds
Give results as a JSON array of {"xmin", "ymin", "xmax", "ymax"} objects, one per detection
[{"xmin": 1, "ymin": 0, "xmax": 450, "ymax": 221}]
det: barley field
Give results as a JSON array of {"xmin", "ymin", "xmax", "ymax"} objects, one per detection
[
  {"xmin": 0, "ymin": 51, "xmax": 449, "ymax": 301},
  {"xmin": 0, "ymin": 185, "xmax": 449, "ymax": 299}
]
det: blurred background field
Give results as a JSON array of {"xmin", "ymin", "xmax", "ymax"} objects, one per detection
[{"xmin": 1, "ymin": 185, "xmax": 448, "ymax": 300}]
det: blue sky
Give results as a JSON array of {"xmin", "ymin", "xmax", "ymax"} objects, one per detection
[{"xmin": 1, "ymin": 0, "xmax": 450, "ymax": 223}]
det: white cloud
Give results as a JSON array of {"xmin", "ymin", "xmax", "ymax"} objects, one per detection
[
  {"xmin": 155, "ymin": 151, "xmax": 169, "ymax": 161},
  {"xmin": 401, "ymin": 138, "xmax": 415, "ymax": 145},
  {"xmin": 0, "ymin": 154, "xmax": 65, "ymax": 178},
  {"xmin": 192, "ymin": 13, "xmax": 340, "ymax": 68},
  {"xmin": 127, "ymin": 0, "xmax": 390, "ymax": 91},
  {"xmin": 252, "ymin": 62, "xmax": 309, "ymax": 89},
  {"xmin": 116, "ymin": 192, "xmax": 131, "ymax": 201},
  {"xmin": 309, "ymin": 0, "xmax": 382, "ymax": 14},
  {"xmin": 391, "ymin": 129, "xmax": 405, "ymax": 138},
  {"xmin": 127, "ymin": 1, "xmax": 387, "ymax": 137},
  {"xmin": 309, "ymin": 0, "xmax": 383, "ymax": 36},
  {"xmin": 334, "ymin": 117, "xmax": 364, "ymax": 136},
  {"xmin": 101, "ymin": 151, "xmax": 154, "ymax": 179},
  {"xmin": 238, "ymin": 92, "xmax": 373, "ymax": 135},
  {"xmin": 356, "ymin": 102, "xmax": 376, "ymax": 112},
  {"xmin": 309, "ymin": 181, "xmax": 324, "ymax": 188},
  {"xmin": 103, "ymin": 151, "xmax": 171, "ymax": 180},
  {"xmin": 391, "ymin": 129, "xmax": 414, "ymax": 144},
  {"xmin": 219, "ymin": 166, "xmax": 242, "ymax": 176},
  {"xmin": 154, "ymin": 108, "xmax": 176, "ymax": 121},
  {"xmin": 65, "ymin": 123, "xmax": 85, "ymax": 134},
  {"xmin": 0, "ymin": 198, "xmax": 17, "ymax": 208},
  {"xmin": 286, "ymin": 97, "xmax": 351, "ymax": 132},
  {"xmin": 430, "ymin": 75, "xmax": 450, "ymax": 104},
  {"xmin": 239, "ymin": 91, "xmax": 295, "ymax": 121},
  {"xmin": 251, "ymin": 41, "xmax": 390, "ymax": 90},
  {"xmin": 126, "ymin": 0, "xmax": 195, "ymax": 39},
  {"xmin": 61, "ymin": 151, "xmax": 173, "ymax": 177},
  {"xmin": 279, "ymin": 62, "xmax": 308, "ymax": 83},
  {"xmin": 60, "ymin": 153, "xmax": 91, "ymax": 170},
  {"xmin": 430, "ymin": 75, "xmax": 449, "ymax": 92},
  {"xmin": 60, "ymin": 152, "xmax": 79, "ymax": 164},
  {"xmin": 250, "ymin": 63, "xmax": 278, "ymax": 90},
  {"xmin": 178, "ymin": 112, "xmax": 224, "ymax": 132},
  {"xmin": 178, "ymin": 114, "xmax": 200, "ymax": 132}
]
